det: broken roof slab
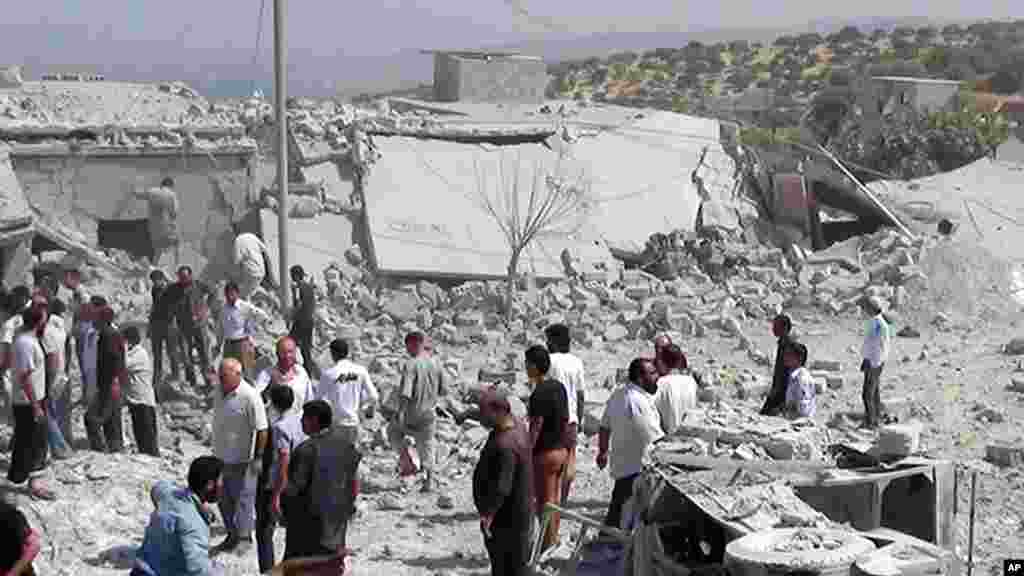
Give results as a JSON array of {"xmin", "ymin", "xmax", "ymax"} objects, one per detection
[{"xmin": 364, "ymin": 136, "xmax": 606, "ymax": 280}]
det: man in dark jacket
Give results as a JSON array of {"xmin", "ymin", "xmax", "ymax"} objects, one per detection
[
  {"xmin": 760, "ymin": 314, "xmax": 794, "ymax": 417},
  {"xmin": 283, "ymin": 400, "xmax": 362, "ymax": 561},
  {"xmin": 288, "ymin": 266, "xmax": 318, "ymax": 380},
  {"xmin": 148, "ymin": 269, "xmax": 180, "ymax": 391},
  {"xmin": 86, "ymin": 304, "xmax": 125, "ymax": 453},
  {"xmin": 473, "ymin": 387, "xmax": 533, "ymax": 576}
]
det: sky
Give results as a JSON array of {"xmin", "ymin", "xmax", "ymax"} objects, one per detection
[{"xmin": 3, "ymin": 0, "xmax": 1024, "ymax": 95}]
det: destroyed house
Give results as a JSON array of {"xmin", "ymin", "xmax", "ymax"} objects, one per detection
[{"xmin": 0, "ymin": 78, "xmax": 257, "ymax": 281}]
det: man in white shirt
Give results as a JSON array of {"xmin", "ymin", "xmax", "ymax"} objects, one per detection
[
  {"xmin": 544, "ymin": 323, "xmax": 585, "ymax": 506},
  {"xmin": 0, "ymin": 286, "xmax": 31, "ymax": 426},
  {"xmin": 317, "ymin": 338, "xmax": 378, "ymax": 446},
  {"xmin": 42, "ymin": 299, "xmax": 72, "ymax": 459},
  {"xmin": 218, "ymin": 281, "xmax": 270, "ymax": 380},
  {"xmin": 233, "ymin": 228, "xmax": 275, "ymax": 300},
  {"xmin": 123, "ymin": 326, "xmax": 160, "ymax": 456},
  {"xmin": 212, "ymin": 357, "xmax": 268, "ymax": 554},
  {"xmin": 254, "ymin": 337, "xmax": 314, "ymax": 420},
  {"xmin": 597, "ymin": 358, "xmax": 664, "ymax": 529},
  {"xmin": 860, "ymin": 297, "xmax": 891, "ymax": 429},
  {"xmin": 652, "ymin": 344, "xmax": 697, "ymax": 435},
  {"xmin": 8, "ymin": 304, "xmax": 56, "ymax": 501}
]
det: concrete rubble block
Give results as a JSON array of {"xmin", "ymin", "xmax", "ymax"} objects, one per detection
[
  {"xmin": 746, "ymin": 266, "xmax": 778, "ymax": 286},
  {"xmin": 610, "ymin": 297, "xmax": 641, "ymax": 313},
  {"xmin": 582, "ymin": 270, "xmax": 611, "ymax": 284},
  {"xmin": 697, "ymin": 387, "xmax": 721, "ymax": 403},
  {"xmin": 809, "ymin": 359, "xmax": 842, "ymax": 372},
  {"xmin": 668, "ymin": 312, "xmax": 697, "ymax": 336},
  {"xmin": 875, "ymin": 421, "xmax": 922, "ymax": 457},
  {"xmin": 625, "ymin": 285, "xmax": 652, "ymax": 301},
  {"xmin": 764, "ymin": 432, "xmax": 819, "ymax": 460},
  {"xmin": 665, "ymin": 279, "xmax": 696, "ymax": 298},
  {"xmin": 604, "ymin": 324, "xmax": 628, "ymax": 342},
  {"xmin": 881, "ymin": 396, "xmax": 910, "ymax": 415},
  {"xmin": 734, "ymin": 374, "xmax": 770, "ymax": 399},
  {"xmin": 812, "ymin": 377, "xmax": 825, "ymax": 395},
  {"xmin": 453, "ymin": 310, "xmax": 484, "ymax": 328},
  {"xmin": 1009, "ymin": 377, "xmax": 1024, "ymax": 393},
  {"xmin": 985, "ymin": 444, "xmax": 1024, "ymax": 467},
  {"xmin": 1004, "ymin": 337, "xmax": 1024, "ymax": 355},
  {"xmin": 416, "ymin": 281, "xmax": 446, "ymax": 309},
  {"xmin": 895, "ymin": 265, "xmax": 927, "ymax": 285}
]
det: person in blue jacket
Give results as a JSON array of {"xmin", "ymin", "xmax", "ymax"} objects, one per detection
[{"xmin": 133, "ymin": 456, "xmax": 225, "ymax": 576}]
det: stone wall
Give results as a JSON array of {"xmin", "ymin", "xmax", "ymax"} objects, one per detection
[
  {"xmin": 11, "ymin": 148, "xmax": 256, "ymax": 280},
  {"xmin": 433, "ymin": 54, "xmax": 547, "ymax": 104}
]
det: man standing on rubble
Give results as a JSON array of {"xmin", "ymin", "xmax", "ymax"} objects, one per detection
[
  {"xmin": 317, "ymin": 338, "xmax": 378, "ymax": 446},
  {"xmin": 653, "ymin": 344, "xmax": 697, "ymax": 435},
  {"xmin": 212, "ymin": 357, "xmax": 268, "ymax": 555},
  {"xmin": 218, "ymin": 281, "xmax": 270, "ymax": 381},
  {"xmin": 544, "ymin": 324, "xmax": 584, "ymax": 507},
  {"xmin": 166, "ymin": 266, "xmax": 213, "ymax": 390},
  {"xmin": 135, "ymin": 177, "xmax": 182, "ymax": 270},
  {"xmin": 233, "ymin": 225, "xmax": 276, "ymax": 300},
  {"xmin": 8, "ymin": 302, "xmax": 56, "ymax": 501},
  {"xmin": 87, "ymin": 304, "xmax": 126, "ymax": 454},
  {"xmin": 760, "ymin": 314, "xmax": 796, "ymax": 417},
  {"xmin": 473, "ymin": 387, "xmax": 533, "ymax": 576},
  {"xmin": 148, "ymin": 269, "xmax": 181, "ymax": 392},
  {"xmin": 597, "ymin": 358, "xmax": 664, "ymax": 529},
  {"xmin": 385, "ymin": 331, "xmax": 447, "ymax": 493},
  {"xmin": 860, "ymin": 297, "xmax": 891, "ymax": 429},
  {"xmin": 288, "ymin": 265, "xmax": 319, "ymax": 380},
  {"xmin": 525, "ymin": 345, "xmax": 570, "ymax": 554},
  {"xmin": 283, "ymin": 400, "xmax": 362, "ymax": 561}
]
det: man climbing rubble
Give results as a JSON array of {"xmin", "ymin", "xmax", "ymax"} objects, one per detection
[
  {"xmin": 134, "ymin": 177, "xmax": 182, "ymax": 270},
  {"xmin": 232, "ymin": 225, "xmax": 276, "ymax": 300}
]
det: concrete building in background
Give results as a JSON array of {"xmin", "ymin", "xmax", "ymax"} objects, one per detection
[
  {"xmin": 0, "ymin": 78, "xmax": 256, "ymax": 282},
  {"xmin": 871, "ymin": 76, "xmax": 963, "ymax": 114},
  {"xmin": 428, "ymin": 50, "xmax": 547, "ymax": 104}
]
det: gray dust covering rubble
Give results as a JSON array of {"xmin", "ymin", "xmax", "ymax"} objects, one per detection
[{"xmin": 0, "ymin": 84, "xmax": 1022, "ymax": 575}]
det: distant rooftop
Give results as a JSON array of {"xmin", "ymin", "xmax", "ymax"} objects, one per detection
[{"xmin": 872, "ymin": 76, "xmax": 964, "ymax": 85}]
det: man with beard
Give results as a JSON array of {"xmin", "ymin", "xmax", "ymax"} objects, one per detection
[
  {"xmin": 759, "ymin": 314, "xmax": 795, "ymax": 417},
  {"xmin": 132, "ymin": 456, "xmax": 226, "ymax": 576},
  {"xmin": 473, "ymin": 388, "xmax": 533, "ymax": 576},
  {"xmin": 597, "ymin": 358, "xmax": 664, "ymax": 529}
]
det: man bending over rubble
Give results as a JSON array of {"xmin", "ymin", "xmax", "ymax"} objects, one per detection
[
  {"xmin": 597, "ymin": 358, "xmax": 664, "ymax": 529},
  {"xmin": 385, "ymin": 331, "xmax": 447, "ymax": 493}
]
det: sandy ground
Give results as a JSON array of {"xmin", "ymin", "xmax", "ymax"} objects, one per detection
[{"xmin": 2, "ymin": 304, "xmax": 1023, "ymax": 575}]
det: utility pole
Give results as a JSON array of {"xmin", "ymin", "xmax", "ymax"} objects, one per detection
[{"xmin": 273, "ymin": 0, "xmax": 290, "ymax": 309}]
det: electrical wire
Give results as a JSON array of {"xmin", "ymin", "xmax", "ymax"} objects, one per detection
[{"xmin": 249, "ymin": 0, "xmax": 269, "ymax": 97}]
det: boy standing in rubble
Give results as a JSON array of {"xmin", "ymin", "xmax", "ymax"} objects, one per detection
[{"xmin": 860, "ymin": 297, "xmax": 891, "ymax": 429}]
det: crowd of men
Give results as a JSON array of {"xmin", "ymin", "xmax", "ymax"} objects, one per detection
[{"xmin": 0, "ymin": 238, "xmax": 893, "ymax": 576}]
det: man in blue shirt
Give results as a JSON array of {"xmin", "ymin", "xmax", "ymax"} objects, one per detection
[{"xmin": 132, "ymin": 456, "xmax": 225, "ymax": 576}]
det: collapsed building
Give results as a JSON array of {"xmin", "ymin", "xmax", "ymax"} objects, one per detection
[{"xmin": 0, "ymin": 69, "xmax": 257, "ymax": 282}]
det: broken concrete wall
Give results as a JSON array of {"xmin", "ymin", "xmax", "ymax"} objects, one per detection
[{"xmin": 11, "ymin": 148, "xmax": 256, "ymax": 281}]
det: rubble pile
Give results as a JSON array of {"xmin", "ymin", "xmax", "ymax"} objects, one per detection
[{"xmin": 658, "ymin": 404, "xmax": 825, "ymax": 461}]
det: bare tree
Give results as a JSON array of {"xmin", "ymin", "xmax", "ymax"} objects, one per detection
[{"xmin": 472, "ymin": 150, "xmax": 592, "ymax": 316}]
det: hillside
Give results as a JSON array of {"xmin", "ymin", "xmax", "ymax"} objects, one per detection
[{"xmin": 546, "ymin": 20, "xmax": 1024, "ymax": 119}]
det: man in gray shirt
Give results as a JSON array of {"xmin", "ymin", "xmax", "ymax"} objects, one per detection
[
  {"xmin": 385, "ymin": 331, "xmax": 447, "ymax": 493},
  {"xmin": 256, "ymin": 385, "xmax": 306, "ymax": 574},
  {"xmin": 135, "ymin": 177, "xmax": 181, "ymax": 270}
]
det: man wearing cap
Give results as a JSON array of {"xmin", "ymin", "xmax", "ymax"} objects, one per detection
[{"xmin": 860, "ymin": 297, "xmax": 891, "ymax": 429}]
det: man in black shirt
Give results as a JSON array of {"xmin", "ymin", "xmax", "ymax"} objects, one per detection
[
  {"xmin": 86, "ymin": 304, "xmax": 124, "ymax": 453},
  {"xmin": 760, "ymin": 314, "xmax": 795, "ymax": 416},
  {"xmin": 524, "ymin": 345, "xmax": 569, "ymax": 554},
  {"xmin": 474, "ymin": 387, "xmax": 533, "ymax": 576},
  {"xmin": 148, "ymin": 269, "xmax": 180, "ymax": 392},
  {"xmin": 166, "ymin": 266, "xmax": 212, "ymax": 389},
  {"xmin": 288, "ymin": 266, "xmax": 318, "ymax": 380}
]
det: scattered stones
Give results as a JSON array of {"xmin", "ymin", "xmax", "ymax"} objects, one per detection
[
  {"xmin": 1005, "ymin": 337, "xmax": 1024, "ymax": 355},
  {"xmin": 986, "ymin": 444, "xmax": 1024, "ymax": 468},
  {"xmin": 897, "ymin": 326, "xmax": 921, "ymax": 338}
]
